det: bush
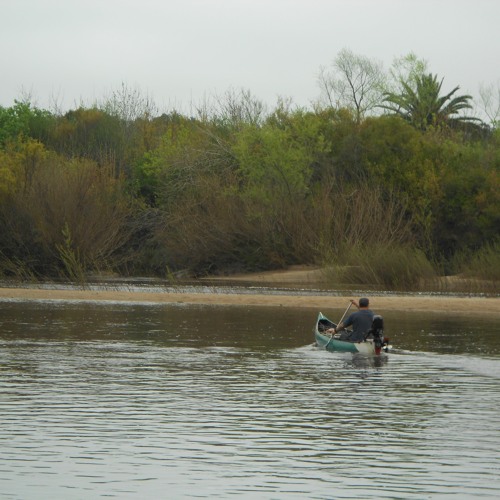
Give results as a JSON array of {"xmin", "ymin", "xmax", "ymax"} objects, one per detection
[
  {"xmin": 459, "ymin": 241, "xmax": 500, "ymax": 283},
  {"xmin": 326, "ymin": 243, "xmax": 437, "ymax": 290}
]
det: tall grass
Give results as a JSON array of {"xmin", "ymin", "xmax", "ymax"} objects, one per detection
[
  {"xmin": 316, "ymin": 181, "xmax": 439, "ymax": 290},
  {"xmin": 0, "ymin": 253, "xmax": 38, "ymax": 281},
  {"xmin": 324, "ymin": 243, "xmax": 436, "ymax": 290},
  {"xmin": 440, "ymin": 241, "xmax": 500, "ymax": 294},
  {"xmin": 322, "ymin": 241, "xmax": 499, "ymax": 294},
  {"xmin": 462, "ymin": 240, "xmax": 500, "ymax": 281},
  {"xmin": 56, "ymin": 223, "xmax": 86, "ymax": 286}
]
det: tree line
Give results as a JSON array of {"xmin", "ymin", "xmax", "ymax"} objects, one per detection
[{"xmin": 0, "ymin": 53, "xmax": 499, "ymax": 290}]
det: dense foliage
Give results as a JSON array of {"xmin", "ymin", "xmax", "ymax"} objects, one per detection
[{"xmin": 0, "ymin": 85, "xmax": 498, "ymax": 290}]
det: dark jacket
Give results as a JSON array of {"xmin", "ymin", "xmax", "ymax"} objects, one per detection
[{"xmin": 343, "ymin": 309, "xmax": 374, "ymax": 341}]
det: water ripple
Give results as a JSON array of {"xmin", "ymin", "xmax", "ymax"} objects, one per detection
[{"xmin": 1, "ymin": 305, "xmax": 500, "ymax": 498}]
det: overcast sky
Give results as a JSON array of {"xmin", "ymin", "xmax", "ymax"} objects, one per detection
[{"xmin": 1, "ymin": 0, "xmax": 499, "ymax": 114}]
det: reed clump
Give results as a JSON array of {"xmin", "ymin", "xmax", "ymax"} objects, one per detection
[
  {"xmin": 461, "ymin": 241, "xmax": 500, "ymax": 281},
  {"xmin": 324, "ymin": 243, "xmax": 437, "ymax": 290},
  {"xmin": 439, "ymin": 241, "xmax": 500, "ymax": 294}
]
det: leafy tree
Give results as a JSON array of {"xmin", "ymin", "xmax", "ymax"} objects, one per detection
[
  {"xmin": 0, "ymin": 149, "xmax": 17, "ymax": 196},
  {"xmin": 0, "ymin": 136, "xmax": 48, "ymax": 197},
  {"xmin": 230, "ymin": 121, "xmax": 320, "ymax": 266},
  {"xmin": 0, "ymin": 101, "xmax": 53, "ymax": 146},
  {"xmin": 359, "ymin": 116, "xmax": 440, "ymax": 244},
  {"xmin": 381, "ymin": 73, "xmax": 480, "ymax": 130},
  {"xmin": 431, "ymin": 139, "xmax": 500, "ymax": 259},
  {"xmin": 135, "ymin": 117, "xmax": 217, "ymax": 208},
  {"xmin": 50, "ymin": 107, "xmax": 124, "ymax": 168},
  {"xmin": 233, "ymin": 123, "xmax": 313, "ymax": 202}
]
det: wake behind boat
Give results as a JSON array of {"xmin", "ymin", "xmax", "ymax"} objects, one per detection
[{"xmin": 315, "ymin": 311, "xmax": 390, "ymax": 355}]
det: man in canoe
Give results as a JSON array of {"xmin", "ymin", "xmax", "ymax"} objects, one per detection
[{"xmin": 327, "ymin": 297, "xmax": 374, "ymax": 342}]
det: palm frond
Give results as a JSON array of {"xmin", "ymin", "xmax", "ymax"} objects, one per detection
[{"xmin": 380, "ymin": 73, "xmax": 480, "ymax": 130}]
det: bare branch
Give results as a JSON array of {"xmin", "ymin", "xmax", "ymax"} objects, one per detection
[{"xmin": 316, "ymin": 48, "xmax": 386, "ymax": 122}]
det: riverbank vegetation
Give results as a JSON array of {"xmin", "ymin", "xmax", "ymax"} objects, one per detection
[{"xmin": 0, "ymin": 52, "xmax": 498, "ymax": 292}]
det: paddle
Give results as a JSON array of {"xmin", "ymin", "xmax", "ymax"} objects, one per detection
[
  {"xmin": 337, "ymin": 302, "xmax": 353, "ymax": 327},
  {"xmin": 327, "ymin": 302, "xmax": 352, "ymax": 337}
]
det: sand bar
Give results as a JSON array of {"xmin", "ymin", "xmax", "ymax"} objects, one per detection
[{"xmin": 0, "ymin": 286, "xmax": 498, "ymax": 315}]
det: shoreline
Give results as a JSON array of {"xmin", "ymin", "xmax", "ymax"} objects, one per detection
[{"xmin": 0, "ymin": 286, "xmax": 499, "ymax": 315}]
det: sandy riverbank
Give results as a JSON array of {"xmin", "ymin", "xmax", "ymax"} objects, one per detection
[
  {"xmin": 1, "ymin": 265, "xmax": 498, "ymax": 315},
  {"xmin": 0, "ymin": 284, "xmax": 498, "ymax": 316}
]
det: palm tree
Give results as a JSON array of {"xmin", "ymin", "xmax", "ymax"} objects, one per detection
[{"xmin": 381, "ymin": 73, "xmax": 480, "ymax": 131}]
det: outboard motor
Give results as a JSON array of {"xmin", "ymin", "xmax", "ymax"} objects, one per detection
[{"xmin": 365, "ymin": 315, "xmax": 389, "ymax": 354}]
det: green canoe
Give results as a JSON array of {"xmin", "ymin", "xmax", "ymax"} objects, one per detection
[{"xmin": 314, "ymin": 311, "xmax": 389, "ymax": 355}]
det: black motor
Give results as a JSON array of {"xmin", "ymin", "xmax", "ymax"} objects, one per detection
[
  {"xmin": 364, "ymin": 315, "xmax": 389, "ymax": 353},
  {"xmin": 365, "ymin": 315, "xmax": 384, "ymax": 338}
]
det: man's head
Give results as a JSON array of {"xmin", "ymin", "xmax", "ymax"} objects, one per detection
[{"xmin": 359, "ymin": 297, "xmax": 369, "ymax": 308}]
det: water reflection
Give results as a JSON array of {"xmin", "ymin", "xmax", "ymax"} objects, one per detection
[{"xmin": 0, "ymin": 301, "xmax": 499, "ymax": 498}]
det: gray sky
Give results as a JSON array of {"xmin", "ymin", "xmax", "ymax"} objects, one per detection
[{"xmin": 1, "ymin": 0, "xmax": 499, "ymax": 114}]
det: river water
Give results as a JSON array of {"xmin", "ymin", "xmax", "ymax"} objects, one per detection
[{"xmin": 0, "ymin": 297, "xmax": 499, "ymax": 499}]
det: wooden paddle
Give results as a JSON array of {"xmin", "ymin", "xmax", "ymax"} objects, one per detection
[
  {"xmin": 337, "ymin": 302, "xmax": 353, "ymax": 327},
  {"xmin": 327, "ymin": 302, "xmax": 353, "ymax": 337}
]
